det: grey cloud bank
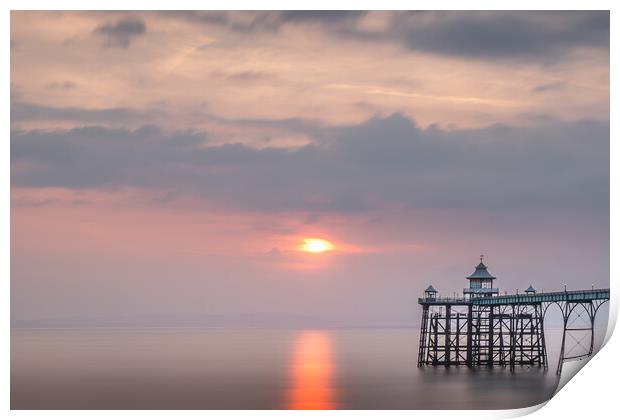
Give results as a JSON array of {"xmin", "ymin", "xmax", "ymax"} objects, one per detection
[
  {"xmin": 171, "ymin": 11, "xmax": 609, "ymax": 61},
  {"xmin": 11, "ymin": 114, "xmax": 609, "ymax": 216},
  {"xmin": 390, "ymin": 11, "xmax": 609, "ymax": 59}
]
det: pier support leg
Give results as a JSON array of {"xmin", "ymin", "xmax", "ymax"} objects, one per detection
[
  {"xmin": 417, "ymin": 305, "xmax": 429, "ymax": 367},
  {"xmin": 488, "ymin": 306, "xmax": 494, "ymax": 367},
  {"xmin": 466, "ymin": 308, "xmax": 473, "ymax": 366},
  {"xmin": 557, "ymin": 301, "xmax": 570, "ymax": 376},
  {"xmin": 509, "ymin": 305, "xmax": 515, "ymax": 373},
  {"xmin": 444, "ymin": 305, "xmax": 451, "ymax": 366}
]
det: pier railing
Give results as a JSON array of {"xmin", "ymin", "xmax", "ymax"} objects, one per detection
[
  {"xmin": 472, "ymin": 288, "xmax": 609, "ymax": 305},
  {"xmin": 417, "ymin": 297, "xmax": 469, "ymax": 304},
  {"xmin": 418, "ymin": 288, "xmax": 610, "ymax": 305}
]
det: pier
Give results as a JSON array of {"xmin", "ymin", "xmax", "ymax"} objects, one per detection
[{"xmin": 417, "ymin": 257, "xmax": 609, "ymax": 375}]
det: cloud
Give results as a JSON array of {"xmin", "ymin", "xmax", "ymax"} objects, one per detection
[
  {"xmin": 10, "ymin": 83, "xmax": 22, "ymax": 102},
  {"xmin": 387, "ymin": 11, "xmax": 609, "ymax": 60},
  {"xmin": 170, "ymin": 10, "xmax": 365, "ymax": 32},
  {"xmin": 94, "ymin": 18, "xmax": 146, "ymax": 48},
  {"xmin": 10, "ymin": 101, "xmax": 325, "ymax": 146},
  {"xmin": 209, "ymin": 70, "xmax": 275, "ymax": 82},
  {"xmin": 11, "ymin": 197, "xmax": 88, "ymax": 208},
  {"xmin": 11, "ymin": 102, "xmax": 164, "ymax": 125},
  {"xmin": 171, "ymin": 11, "xmax": 608, "ymax": 62},
  {"xmin": 11, "ymin": 125, "xmax": 208, "ymax": 188},
  {"xmin": 277, "ymin": 10, "xmax": 365, "ymax": 24},
  {"xmin": 11, "ymin": 114, "xmax": 609, "ymax": 216},
  {"xmin": 45, "ymin": 81, "xmax": 78, "ymax": 91},
  {"xmin": 531, "ymin": 82, "xmax": 567, "ymax": 93}
]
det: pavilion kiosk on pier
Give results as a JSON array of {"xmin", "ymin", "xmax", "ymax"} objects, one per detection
[{"xmin": 464, "ymin": 259, "xmax": 498, "ymax": 298}]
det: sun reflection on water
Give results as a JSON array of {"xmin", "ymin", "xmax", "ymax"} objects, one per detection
[{"xmin": 287, "ymin": 330, "xmax": 337, "ymax": 410}]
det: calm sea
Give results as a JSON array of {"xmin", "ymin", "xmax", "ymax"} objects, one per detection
[{"xmin": 11, "ymin": 327, "xmax": 597, "ymax": 409}]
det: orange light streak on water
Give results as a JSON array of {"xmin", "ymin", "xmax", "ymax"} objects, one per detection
[{"xmin": 287, "ymin": 330, "xmax": 337, "ymax": 410}]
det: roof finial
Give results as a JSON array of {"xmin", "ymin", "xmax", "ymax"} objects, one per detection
[{"xmin": 480, "ymin": 254, "xmax": 484, "ymax": 263}]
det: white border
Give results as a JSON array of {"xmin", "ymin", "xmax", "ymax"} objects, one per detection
[{"xmin": 3, "ymin": 1, "xmax": 617, "ymax": 419}]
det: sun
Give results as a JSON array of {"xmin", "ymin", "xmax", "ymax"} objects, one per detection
[{"xmin": 300, "ymin": 238, "xmax": 334, "ymax": 254}]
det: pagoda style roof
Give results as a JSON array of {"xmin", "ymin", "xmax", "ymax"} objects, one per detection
[
  {"xmin": 467, "ymin": 262, "xmax": 496, "ymax": 280},
  {"xmin": 425, "ymin": 285, "xmax": 438, "ymax": 293},
  {"xmin": 525, "ymin": 285, "xmax": 536, "ymax": 293}
]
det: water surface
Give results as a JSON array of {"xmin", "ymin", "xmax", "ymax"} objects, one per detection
[{"xmin": 12, "ymin": 327, "xmax": 575, "ymax": 409}]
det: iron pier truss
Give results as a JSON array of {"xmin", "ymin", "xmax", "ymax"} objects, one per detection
[{"xmin": 417, "ymin": 258, "xmax": 610, "ymax": 375}]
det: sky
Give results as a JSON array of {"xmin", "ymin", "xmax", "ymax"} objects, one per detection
[{"xmin": 10, "ymin": 11, "xmax": 609, "ymax": 328}]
